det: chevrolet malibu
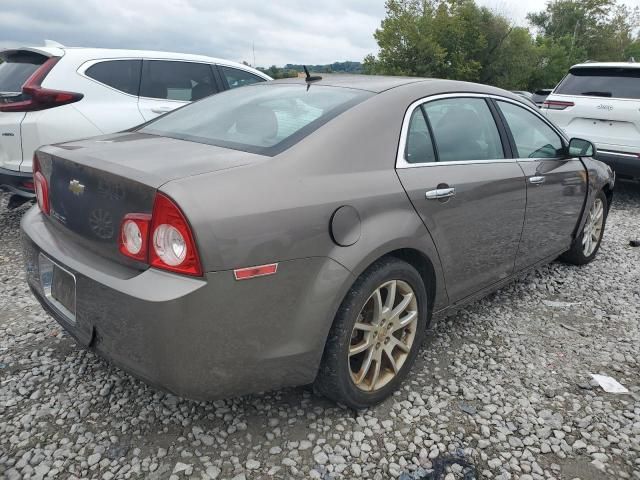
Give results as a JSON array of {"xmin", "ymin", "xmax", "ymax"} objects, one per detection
[{"xmin": 21, "ymin": 76, "xmax": 614, "ymax": 408}]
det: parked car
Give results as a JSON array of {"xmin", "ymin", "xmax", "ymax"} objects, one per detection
[
  {"xmin": 531, "ymin": 88, "xmax": 553, "ymax": 107},
  {"xmin": 21, "ymin": 76, "xmax": 614, "ymax": 408},
  {"xmin": 0, "ymin": 41, "xmax": 271, "ymax": 202},
  {"xmin": 542, "ymin": 62, "xmax": 639, "ymax": 179}
]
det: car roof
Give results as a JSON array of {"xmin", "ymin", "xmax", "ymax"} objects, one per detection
[
  {"xmin": 571, "ymin": 61, "xmax": 640, "ymax": 70},
  {"xmin": 270, "ymin": 74, "xmax": 524, "ymax": 102},
  {"xmin": 0, "ymin": 43, "xmax": 270, "ymax": 79}
]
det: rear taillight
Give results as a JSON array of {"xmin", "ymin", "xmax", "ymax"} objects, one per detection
[
  {"xmin": 32, "ymin": 156, "xmax": 50, "ymax": 215},
  {"xmin": 542, "ymin": 100, "xmax": 574, "ymax": 110},
  {"xmin": 119, "ymin": 214, "xmax": 151, "ymax": 262},
  {"xmin": 119, "ymin": 193, "xmax": 202, "ymax": 276},
  {"xmin": 0, "ymin": 57, "xmax": 83, "ymax": 113}
]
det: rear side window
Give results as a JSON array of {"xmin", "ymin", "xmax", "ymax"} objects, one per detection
[
  {"xmin": 140, "ymin": 84, "xmax": 372, "ymax": 156},
  {"xmin": 555, "ymin": 67, "xmax": 640, "ymax": 99},
  {"xmin": 85, "ymin": 60, "xmax": 142, "ymax": 96},
  {"xmin": 0, "ymin": 51, "xmax": 47, "ymax": 93},
  {"xmin": 423, "ymin": 98, "xmax": 504, "ymax": 162},
  {"xmin": 140, "ymin": 60, "xmax": 218, "ymax": 101},
  {"xmin": 220, "ymin": 66, "xmax": 264, "ymax": 89},
  {"xmin": 497, "ymin": 101, "xmax": 564, "ymax": 159},
  {"xmin": 405, "ymin": 108, "xmax": 436, "ymax": 164}
]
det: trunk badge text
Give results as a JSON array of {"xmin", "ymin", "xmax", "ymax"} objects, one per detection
[{"xmin": 68, "ymin": 179, "xmax": 85, "ymax": 196}]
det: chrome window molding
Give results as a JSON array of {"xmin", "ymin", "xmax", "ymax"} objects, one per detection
[{"xmin": 396, "ymin": 92, "xmax": 568, "ymax": 169}]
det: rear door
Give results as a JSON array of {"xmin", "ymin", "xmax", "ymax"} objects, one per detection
[
  {"xmin": 0, "ymin": 50, "xmax": 48, "ymax": 171},
  {"xmin": 495, "ymin": 99, "xmax": 586, "ymax": 268},
  {"xmin": 137, "ymin": 60, "xmax": 220, "ymax": 120},
  {"xmin": 396, "ymin": 95, "xmax": 526, "ymax": 303},
  {"xmin": 544, "ymin": 67, "xmax": 640, "ymax": 152}
]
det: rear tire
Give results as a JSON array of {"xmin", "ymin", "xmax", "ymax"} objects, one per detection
[
  {"xmin": 560, "ymin": 190, "xmax": 608, "ymax": 265},
  {"xmin": 314, "ymin": 257, "xmax": 428, "ymax": 409}
]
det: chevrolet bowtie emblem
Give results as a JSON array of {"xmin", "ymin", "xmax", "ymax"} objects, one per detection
[{"xmin": 68, "ymin": 179, "xmax": 85, "ymax": 196}]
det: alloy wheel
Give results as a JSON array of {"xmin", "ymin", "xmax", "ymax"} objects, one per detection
[
  {"xmin": 582, "ymin": 198, "xmax": 604, "ymax": 257},
  {"xmin": 348, "ymin": 280, "xmax": 419, "ymax": 392}
]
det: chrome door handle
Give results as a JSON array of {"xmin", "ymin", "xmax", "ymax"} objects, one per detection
[
  {"xmin": 425, "ymin": 187, "xmax": 456, "ymax": 200},
  {"xmin": 151, "ymin": 107, "xmax": 173, "ymax": 114},
  {"xmin": 529, "ymin": 176, "xmax": 546, "ymax": 185}
]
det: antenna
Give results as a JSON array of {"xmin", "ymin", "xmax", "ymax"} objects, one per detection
[
  {"xmin": 303, "ymin": 66, "xmax": 322, "ymax": 83},
  {"xmin": 252, "ymin": 42, "xmax": 256, "ymax": 67}
]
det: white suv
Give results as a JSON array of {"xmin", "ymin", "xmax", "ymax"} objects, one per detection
[
  {"xmin": 542, "ymin": 62, "xmax": 639, "ymax": 179},
  {"xmin": 0, "ymin": 42, "xmax": 271, "ymax": 201}
]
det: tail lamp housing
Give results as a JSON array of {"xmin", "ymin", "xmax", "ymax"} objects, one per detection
[
  {"xmin": 32, "ymin": 155, "xmax": 50, "ymax": 215},
  {"xmin": 119, "ymin": 193, "xmax": 202, "ymax": 276},
  {"xmin": 0, "ymin": 57, "xmax": 83, "ymax": 113},
  {"xmin": 542, "ymin": 100, "xmax": 575, "ymax": 111}
]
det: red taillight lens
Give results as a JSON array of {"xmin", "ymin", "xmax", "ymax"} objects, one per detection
[
  {"xmin": 119, "ymin": 193, "xmax": 202, "ymax": 276},
  {"xmin": 542, "ymin": 100, "xmax": 574, "ymax": 110},
  {"xmin": 119, "ymin": 214, "xmax": 151, "ymax": 261},
  {"xmin": 0, "ymin": 57, "xmax": 83, "ymax": 113},
  {"xmin": 32, "ymin": 156, "xmax": 50, "ymax": 214},
  {"xmin": 149, "ymin": 193, "xmax": 202, "ymax": 276}
]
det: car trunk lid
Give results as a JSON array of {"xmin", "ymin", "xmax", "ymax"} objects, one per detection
[{"xmin": 37, "ymin": 132, "xmax": 264, "ymax": 266}]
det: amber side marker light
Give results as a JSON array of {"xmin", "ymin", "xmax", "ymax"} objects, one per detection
[{"xmin": 234, "ymin": 263, "xmax": 278, "ymax": 281}]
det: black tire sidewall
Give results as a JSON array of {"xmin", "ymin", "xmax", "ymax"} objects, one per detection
[{"xmin": 316, "ymin": 258, "xmax": 428, "ymax": 409}]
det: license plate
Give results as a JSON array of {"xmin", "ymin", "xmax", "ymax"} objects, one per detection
[{"xmin": 39, "ymin": 254, "xmax": 76, "ymax": 323}]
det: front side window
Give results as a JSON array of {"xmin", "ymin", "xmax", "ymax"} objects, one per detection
[
  {"xmin": 220, "ymin": 66, "xmax": 264, "ymax": 89},
  {"xmin": 405, "ymin": 107, "xmax": 436, "ymax": 164},
  {"xmin": 140, "ymin": 60, "xmax": 218, "ymax": 101},
  {"xmin": 555, "ymin": 67, "xmax": 640, "ymax": 100},
  {"xmin": 140, "ymin": 84, "xmax": 372, "ymax": 156},
  {"xmin": 85, "ymin": 60, "xmax": 142, "ymax": 96},
  {"xmin": 497, "ymin": 101, "xmax": 564, "ymax": 159},
  {"xmin": 423, "ymin": 98, "xmax": 504, "ymax": 162}
]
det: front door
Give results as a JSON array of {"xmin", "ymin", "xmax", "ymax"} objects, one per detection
[
  {"xmin": 396, "ymin": 96, "xmax": 526, "ymax": 303},
  {"xmin": 494, "ymin": 100, "xmax": 587, "ymax": 269}
]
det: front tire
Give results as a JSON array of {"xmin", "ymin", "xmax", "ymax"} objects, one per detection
[
  {"xmin": 314, "ymin": 257, "xmax": 428, "ymax": 409},
  {"xmin": 560, "ymin": 190, "xmax": 608, "ymax": 265}
]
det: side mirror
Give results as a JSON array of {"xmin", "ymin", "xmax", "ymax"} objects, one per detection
[{"xmin": 568, "ymin": 138, "xmax": 596, "ymax": 158}]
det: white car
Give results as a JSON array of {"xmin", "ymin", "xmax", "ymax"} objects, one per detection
[
  {"xmin": 0, "ymin": 41, "xmax": 271, "ymax": 202},
  {"xmin": 542, "ymin": 61, "xmax": 639, "ymax": 179}
]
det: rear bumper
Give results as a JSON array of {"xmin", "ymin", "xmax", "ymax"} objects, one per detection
[
  {"xmin": 0, "ymin": 167, "xmax": 35, "ymax": 197},
  {"xmin": 21, "ymin": 207, "xmax": 353, "ymax": 400},
  {"xmin": 596, "ymin": 150, "xmax": 640, "ymax": 179}
]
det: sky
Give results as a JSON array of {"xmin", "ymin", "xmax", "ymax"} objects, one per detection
[{"xmin": 0, "ymin": 0, "xmax": 638, "ymax": 67}]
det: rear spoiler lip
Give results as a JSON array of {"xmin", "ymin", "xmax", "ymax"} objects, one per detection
[{"xmin": 0, "ymin": 46, "xmax": 65, "ymax": 60}]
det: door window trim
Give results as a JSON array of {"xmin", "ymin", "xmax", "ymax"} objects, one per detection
[
  {"xmin": 138, "ymin": 59, "xmax": 220, "ymax": 103},
  {"xmin": 396, "ymin": 93, "xmax": 569, "ymax": 169}
]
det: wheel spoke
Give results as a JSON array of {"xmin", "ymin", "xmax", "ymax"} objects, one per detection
[
  {"xmin": 393, "ymin": 310, "xmax": 417, "ymax": 331},
  {"xmin": 349, "ymin": 337, "xmax": 372, "ymax": 356},
  {"xmin": 388, "ymin": 335, "xmax": 410, "ymax": 353},
  {"xmin": 384, "ymin": 280, "xmax": 397, "ymax": 312},
  {"xmin": 372, "ymin": 289, "xmax": 383, "ymax": 323},
  {"xmin": 383, "ymin": 347, "xmax": 399, "ymax": 374},
  {"xmin": 353, "ymin": 322, "xmax": 376, "ymax": 332},
  {"xmin": 369, "ymin": 351, "xmax": 382, "ymax": 391},
  {"xmin": 390, "ymin": 292, "xmax": 413, "ymax": 320},
  {"xmin": 354, "ymin": 348, "xmax": 374, "ymax": 384}
]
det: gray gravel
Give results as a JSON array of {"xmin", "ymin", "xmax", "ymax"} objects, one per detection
[{"xmin": 1, "ymin": 183, "xmax": 639, "ymax": 480}]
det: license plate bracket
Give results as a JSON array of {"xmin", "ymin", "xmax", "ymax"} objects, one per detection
[{"xmin": 39, "ymin": 254, "xmax": 76, "ymax": 323}]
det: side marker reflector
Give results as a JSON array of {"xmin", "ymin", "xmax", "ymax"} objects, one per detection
[{"xmin": 234, "ymin": 263, "xmax": 278, "ymax": 281}]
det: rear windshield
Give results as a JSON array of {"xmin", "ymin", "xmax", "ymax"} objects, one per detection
[
  {"xmin": 0, "ymin": 51, "xmax": 47, "ymax": 93},
  {"xmin": 139, "ymin": 84, "xmax": 372, "ymax": 156},
  {"xmin": 555, "ymin": 67, "xmax": 640, "ymax": 99}
]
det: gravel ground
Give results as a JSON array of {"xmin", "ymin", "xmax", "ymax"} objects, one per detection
[{"xmin": 0, "ymin": 183, "xmax": 639, "ymax": 480}]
